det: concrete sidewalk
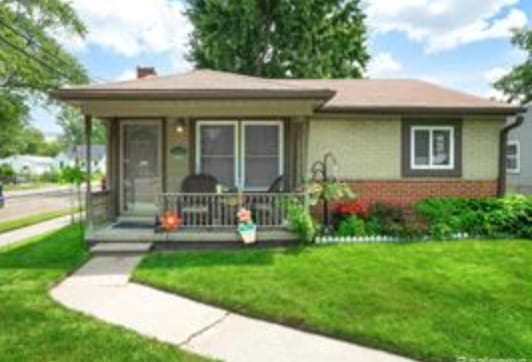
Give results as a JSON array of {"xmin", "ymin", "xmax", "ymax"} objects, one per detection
[
  {"xmin": 51, "ymin": 255, "xmax": 415, "ymax": 362},
  {"xmin": 0, "ymin": 215, "xmax": 73, "ymax": 248}
]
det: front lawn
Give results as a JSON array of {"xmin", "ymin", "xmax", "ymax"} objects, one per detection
[
  {"xmin": 0, "ymin": 226, "xmax": 209, "ymax": 361},
  {"xmin": 134, "ymin": 240, "xmax": 532, "ymax": 361},
  {"xmin": 0, "ymin": 208, "xmax": 76, "ymax": 234}
]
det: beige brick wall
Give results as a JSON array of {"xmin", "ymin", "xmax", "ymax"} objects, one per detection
[
  {"xmin": 462, "ymin": 117, "xmax": 504, "ymax": 180},
  {"xmin": 307, "ymin": 116, "xmax": 504, "ymax": 181},
  {"xmin": 307, "ymin": 117, "xmax": 401, "ymax": 179}
]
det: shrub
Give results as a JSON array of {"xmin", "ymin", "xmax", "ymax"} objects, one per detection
[
  {"xmin": 415, "ymin": 195, "xmax": 532, "ymax": 239},
  {"xmin": 365, "ymin": 202, "xmax": 408, "ymax": 237},
  {"xmin": 0, "ymin": 163, "xmax": 15, "ymax": 183},
  {"xmin": 336, "ymin": 215, "xmax": 366, "ymax": 237},
  {"xmin": 286, "ymin": 198, "xmax": 317, "ymax": 243}
]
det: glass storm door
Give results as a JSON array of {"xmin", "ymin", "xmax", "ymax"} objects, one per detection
[
  {"xmin": 121, "ymin": 123, "xmax": 161, "ymax": 214},
  {"xmin": 242, "ymin": 122, "xmax": 282, "ymax": 190}
]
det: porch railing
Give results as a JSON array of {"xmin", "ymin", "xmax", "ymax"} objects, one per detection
[{"xmin": 158, "ymin": 192, "xmax": 305, "ymax": 228}]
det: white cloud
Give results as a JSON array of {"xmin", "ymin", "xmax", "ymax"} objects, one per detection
[
  {"xmin": 364, "ymin": 0, "xmax": 528, "ymax": 53},
  {"xmin": 367, "ymin": 52, "xmax": 402, "ymax": 77},
  {"xmin": 483, "ymin": 66, "xmax": 509, "ymax": 83},
  {"xmin": 114, "ymin": 69, "xmax": 137, "ymax": 81},
  {"xmin": 58, "ymin": 0, "xmax": 192, "ymax": 69}
]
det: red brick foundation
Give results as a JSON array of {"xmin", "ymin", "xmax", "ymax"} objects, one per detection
[{"xmin": 348, "ymin": 179, "xmax": 498, "ymax": 207}]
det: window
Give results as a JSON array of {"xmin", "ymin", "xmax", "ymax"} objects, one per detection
[
  {"xmin": 506, "ymin": 140, "xmax": 520, "ymax": 173},
  {"xmin": 196, "ymin": 121, "xmax": 283, "ymax": 190},
  {"xmin": 242, "ymin": 122, "xmax": 283, "ymax": 190},
  {"xmin": 411, "ymin": 126, "xmax": 454, "ymax": 169},
  {"xmin": 402, "ymin": 119, "xmax": 462, "ymax": 177},
  {"xmin": 197, "ymin": 122, "xmax": 237, "ymax": 187}
]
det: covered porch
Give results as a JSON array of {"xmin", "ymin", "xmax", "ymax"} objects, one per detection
[{"xmin": 55, "ymin": 70, "xmax": 332, "ymax": 243}]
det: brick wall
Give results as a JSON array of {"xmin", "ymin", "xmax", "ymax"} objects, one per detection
[{"xmin": 347, "ymin": 179, "xmax": 498, "ymax": 207}]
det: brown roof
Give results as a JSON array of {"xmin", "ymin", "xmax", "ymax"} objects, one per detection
[
  {"xmin": 54, "ymin": 69, "xmax": 521, "ymax": 115},
  {"xmin": 53, "ymin": 69, "xmax": 334, "ymax": 101},
  {"xmin": 282, "ymin": 79, "xmax": 520, "ymax": 114}
]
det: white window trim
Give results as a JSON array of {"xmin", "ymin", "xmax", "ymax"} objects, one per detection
[
  {"xmin": 410, "ymin": 126, "xmax": 455, "ymax": 170},
  {"xmin": 506, "ymin": 140, "xmax": 520, "ymax": 174},
  {"xmin": 195, "ymin": 120, "xmax": 239, "ymax": 187},
  {"xmin": 241, "ymin": 121, "xmax": 284, "ymax": 191}
]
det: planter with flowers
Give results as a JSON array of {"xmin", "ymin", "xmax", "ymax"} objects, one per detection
[{"xmin": 237, "ymin": 207, "xmax": 257, "ymax": 244}]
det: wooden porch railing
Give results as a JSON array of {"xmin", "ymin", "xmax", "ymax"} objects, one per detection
[{"xmin": 158, "ymin": 193, "xmax": 305, "ymax": 228}]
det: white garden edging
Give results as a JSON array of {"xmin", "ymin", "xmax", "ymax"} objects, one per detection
[{"xmin": 314, "ymin": 232, "xmax": 473, "ymax": 244}]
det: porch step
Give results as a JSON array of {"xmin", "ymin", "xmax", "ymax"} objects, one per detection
[{"xmin": 90, "ymin": 242, "xmax": 153, "ymax": 255}]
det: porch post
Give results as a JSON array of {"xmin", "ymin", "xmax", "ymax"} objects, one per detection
[{"xmin": 85, "ymin": 114, "xmax": 93, "ymax": 231}]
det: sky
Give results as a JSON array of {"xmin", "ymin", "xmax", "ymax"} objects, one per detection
[{"xmin": 34, "ymin": 0, "xmax": 532, "ymax": 135}]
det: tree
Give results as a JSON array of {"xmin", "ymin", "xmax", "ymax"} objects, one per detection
[
  {"xmin": 0, "ymin": 0, "xmax": 88, "ymax": 149},
  {"xmin": 494, "ymin": 27, "xmax": 532, "ymax": 104},
  {"xmin": 187, "ymin": 0, "xmax": 369, "ymax": 78},
  {"xmin": 57, "ymin": 106, "xmax": 106, "ymax": 148}
]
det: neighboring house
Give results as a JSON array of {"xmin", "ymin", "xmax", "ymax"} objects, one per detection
[
  {"xmin": 507, "ymin": 103, "xmax": 531, "ymax": 194},
  {"xmin": 0, "ymin": 155, "xmax": 55, "ymax": 176},
  {"xmin": 55, "ymin": 145, "xmax": 107, "ymax": 174},
  {"xmin": 53, "ymin": 68, "xmax": 522, "ymax": 242}
]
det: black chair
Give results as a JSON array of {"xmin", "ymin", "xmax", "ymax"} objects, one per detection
[
  {"xmin": 181, "ymin": 174, "xmax": 218, "ymax": 193},
  {"xmin": 179, "ymin": 174, "xmax": 219, "ymax": 226}
]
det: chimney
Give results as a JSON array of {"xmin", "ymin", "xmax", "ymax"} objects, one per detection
[{"xmin": 136, "ymin": 66, "xmax": 157, "ymax": 79}]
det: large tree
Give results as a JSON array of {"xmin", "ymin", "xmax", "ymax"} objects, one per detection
[
  {"xmin": 0, "ymin": 0, "xmax": 88, "ymax": 156},
  {"xmin": 494, "ymin": 27, "xmax": 532, "ymax": 104},
  {"xmin": 187, "ymin": 0, "xmax": 369, "ymax": 78}
]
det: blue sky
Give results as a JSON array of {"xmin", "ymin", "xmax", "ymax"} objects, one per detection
[{"xmin": 34, "ymin": 0, "xmax": 531, "ymax": 135}]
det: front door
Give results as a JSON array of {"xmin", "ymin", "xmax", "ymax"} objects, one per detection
[{"xmin": 121, "ymin": 122, "xmax": 162, "ymax": 215}]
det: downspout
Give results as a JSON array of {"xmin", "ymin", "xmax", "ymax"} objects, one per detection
[{"xmin": 498, "ymin": 114, "xmax": 524, "ymax": 196}]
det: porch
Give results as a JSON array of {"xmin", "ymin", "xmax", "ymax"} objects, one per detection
[
  {"xmin": 82, "ymin": 111, "xmax": 312, "ymax": 244},
  {"xmin": 86, "ymin": 191, "xmax": 304, "ymax": 246}
]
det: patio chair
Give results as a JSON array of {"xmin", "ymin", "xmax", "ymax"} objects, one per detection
[
  {"xmin": 179, "ymin": 174, "xmax": 219, "ymax": 226},
  {"xmin": 251, "ymin": 175, "xmax": 285, "ymax": 226}
]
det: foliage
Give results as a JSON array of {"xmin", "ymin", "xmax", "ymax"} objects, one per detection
[
  {"xmin": 0, "ymin": 0, "xmax": 88, "ymax": 149},
  {"xmin": 57, "ymin": 106, "xmax": 106, "ymax": 147},
  {"xmin": 336, "ymin": 215, "xmax": 365, "ymax": 237},
  {"xmin": 59, "ymin": 165, "xmax": 86, "ymax": 186},
  {"xmin": 364, "ymin": 202, "xmax": 413, "ymax": 237},
  {"xmin": 0, "ymin": 163, "xmax": 14, "ymax": 182},
  {"xmin": 0, "ymin": 226, "xmax": 209, "ymax": 361},
  {"xmin": 415, "ymin": 195, "xmax": 532, "ymax": 239},
  {"xmin": 494, "ymin": 27, "xmax": 532, "ymax": 104},
  {"xmin": 135, "ymin": 240, "xmax": 532, "ymax": 361},
  {"xmin": 306, "ymin": 181, "xmax": 355, "ymax": 206},
  {"xmin": 286, "ymin": 198, "xmax": 316, "ymax": 243},
  {"xmin": 0, "ymin": 126, "xmax": 63, "ymax": 158},
  {"xmin": 187, "ymin": 0, "xmax": 369, "ymax": 78},
  {"xmin": 38, "ymin": 168, "xmax": 61, "ymax": 183}
]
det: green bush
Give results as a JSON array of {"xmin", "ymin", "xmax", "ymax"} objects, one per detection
[
  {"xmin": 365, "ymin": 203, "xmax": 408, "ymax": 237},
  {"xmin": 336, "ymin": 215, "xmax": 366, "ymax": 237},
  {"xmin": 415, "ymin": 195, "xmax": 532, "ymax": 239},
  {"xmin": 0, "ymin": 163, "xmax": 14, "ymax": 183},
  {"xmin": 286, "ymin": 198, "xmax": 316, "ymax": 243}
]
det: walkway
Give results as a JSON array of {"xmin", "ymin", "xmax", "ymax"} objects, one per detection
[
  {"xmin": 51, "ymin": 254, "xmax": 415, "ymax": 362},
  {"xmin": 0, "ymin": 215, "xmax": 73, "ymax": 248}
]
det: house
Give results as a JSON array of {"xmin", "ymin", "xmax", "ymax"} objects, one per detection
[
  {"xmin": 507, "ymin": 103, "xmax": 531, "ymax": 194},
  {"xmin": 0, "ymin": 155, "xmax": 56, "ymax": 176},
  {"xmin": 55, "ymin": 145, "xmax": 107, "ymax": 174},
  {"xmin": 53, "ymin": 68, "xmax": 522, "ymax": 243}
]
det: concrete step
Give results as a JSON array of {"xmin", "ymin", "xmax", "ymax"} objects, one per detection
[{"xmin": 90, "ymin": 242, "xmax": 153, "ymax": 255}]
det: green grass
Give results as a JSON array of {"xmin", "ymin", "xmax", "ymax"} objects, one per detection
[
  {"xmin": 134, "ymin": 240, "xmax": 532, "ymax": 361},
  {"xmin": 0, "ymin": 208, "xmax": 77, "ymax": 234},
  {"xmin": 3, "ymin": 182, "xmax": 58, "ymax": 192},
  {"xmin": 0, "ymin": 225, "xmax": 210, "ymax": 361}
]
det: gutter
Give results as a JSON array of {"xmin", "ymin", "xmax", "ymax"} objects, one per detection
[{"xmin": 498, "ymin": 114, "xmax": 524, "ymax": 196}]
